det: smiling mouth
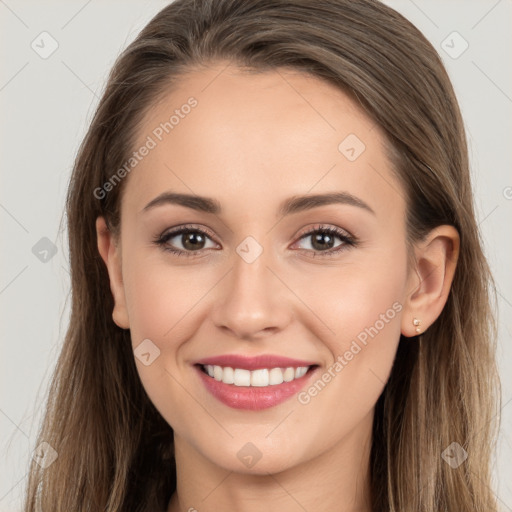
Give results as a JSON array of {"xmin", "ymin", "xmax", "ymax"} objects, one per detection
[{"xmin": 197, "ymin": 364, "xmax": 318, "ymax": 387}]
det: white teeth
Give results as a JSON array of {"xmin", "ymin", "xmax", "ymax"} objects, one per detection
[
  {"xmin": 251, "ymin": 369, "xmax": 269, "ymax": 387},
  {"xmin": 222, "ymin": 366, "xmax": 234, "ymax": 384},
  {"xmin": 269, "ymin": 367, "xmax": 284, "ymax": 385},
  {"xmin": 295, "ymin": 366, "xmax": 308, "ymax": 378},
  {"xmin": 233, "ymin": 368, "xmax": 251, "ymax": 386},
  {"xmin": 213, "ymin": 365, "xmax": 223, "ymax": 381},
  {"xmin": 203, "ymin": 365, "xmax": 310, "ymax": 387},
  {"xmin": 283, "ymin": 367, "xmax": 295, "ymax": 382}
]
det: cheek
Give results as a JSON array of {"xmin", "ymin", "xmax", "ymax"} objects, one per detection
[
  {"xmin": 291, "ymin": 246, "xmax": 407, "ymax": 435},
  {"xmin": 306, "ymin": 245, "xmax": 406, "ymax": 365},
  {"xmin": 122, "ymin": 253, "xmax": 217, "ymax": 344},
  {"xmin": 120, "ymin": 257, "xmax": 216, "ymax": 421}
]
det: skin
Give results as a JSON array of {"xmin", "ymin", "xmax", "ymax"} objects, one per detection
[{"xmin": 96, "ymin": 61, "xmax": 459, "ymax": 512}]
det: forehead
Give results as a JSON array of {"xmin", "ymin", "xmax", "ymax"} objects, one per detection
[{"xmin": 123, "ymin": 62, "xmax": 404, "ymax": 219}]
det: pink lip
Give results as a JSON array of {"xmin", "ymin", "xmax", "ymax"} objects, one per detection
[
  {"xmin": 194, "ymin": 354, "xmax": 317, "ymax": 370},
  {"xmin": 193, "ymin": 355, "xmax": 319, "ymax": 411}
]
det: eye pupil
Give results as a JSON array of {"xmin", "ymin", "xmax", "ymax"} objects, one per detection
[
  {"xmin": 183, "ymin": 232, "xmax": 205, "ymax": 250},
  {"xmin": 312, "ymin": 232, "xmax": 335, "ymax": 251}
]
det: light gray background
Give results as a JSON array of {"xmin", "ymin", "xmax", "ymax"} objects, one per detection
[{"xmin": 1, "ymin": 1, "xmax": 511, "ymax": 510}]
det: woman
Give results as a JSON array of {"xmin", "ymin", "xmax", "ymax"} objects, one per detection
[{"xmin": 24, "ymin": 0, "xmax": 501, "ymax": 510}]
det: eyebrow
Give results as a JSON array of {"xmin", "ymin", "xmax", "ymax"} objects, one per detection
[{"xmin": 141, "ymin": 191, "xmax": 375, "ymax": 217}]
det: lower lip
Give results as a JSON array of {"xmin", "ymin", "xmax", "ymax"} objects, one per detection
[{"xmin": 195, "ymin": 365, "xmax": 318, "ymax": 410}]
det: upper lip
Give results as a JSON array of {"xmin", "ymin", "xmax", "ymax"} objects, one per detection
[{"xmin": 194, "ymin": 354, "xmax": 318, "ymax": 370}]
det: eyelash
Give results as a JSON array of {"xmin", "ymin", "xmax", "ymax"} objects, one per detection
[{"xmin": 152, "ymin": 223, "xmax": 357, "ymax": 259}]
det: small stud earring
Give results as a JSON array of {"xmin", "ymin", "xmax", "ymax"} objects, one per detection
[{"xmin": 413, "ymin": 317, "xmax": 421, "ymax": 333}]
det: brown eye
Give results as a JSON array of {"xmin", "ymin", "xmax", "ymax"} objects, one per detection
[
  {"xmin": 179, "ymin": 231, "xmax": 207, "ymax": 251},
  {"xmin": 295, "ymin": 226, "xmax": 355, "ymax": 254},
  {"xmin": 154, "ymin": 226, "xmax": 218, "ymax": 257}
]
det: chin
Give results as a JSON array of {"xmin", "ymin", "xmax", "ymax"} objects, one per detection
[{"xmin": 197, "ymin": 435, "xmax": 308, "ymax": 476}]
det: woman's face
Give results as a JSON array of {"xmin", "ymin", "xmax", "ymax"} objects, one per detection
[{"xmin": 105, "ymin": 62, "xmax": 414, "ymax": 474}]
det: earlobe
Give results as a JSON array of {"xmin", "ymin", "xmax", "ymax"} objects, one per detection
[
  {"xmin": 96, "ymin": 216, "xmax": 130, "ymax": 329},
  {"xmin": 401, "ymin": 225, "xmax": 460, "ymax": 338}
]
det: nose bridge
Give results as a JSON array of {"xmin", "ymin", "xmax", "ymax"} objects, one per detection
[{"xmin": 211, "ymin": 235, "xmax": 291, "ymax": 338}]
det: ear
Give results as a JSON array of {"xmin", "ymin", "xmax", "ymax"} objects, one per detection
[
  {"xmin": 401, "ymin": 225, "xmax": 460, "ymax": 337},
  {"xmin": 96, "ymin": 216, "xmax": 130, "ymax": 329}
]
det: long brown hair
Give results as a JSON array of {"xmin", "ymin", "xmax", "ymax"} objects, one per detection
[{"xmin": 23, "ymin": 1, "xmax": 501, "ymax": 510}]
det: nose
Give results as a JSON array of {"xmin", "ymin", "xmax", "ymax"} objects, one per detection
[{"xmin": 210, "ymin": 243, "xmax": 292, "ymax": 341}]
